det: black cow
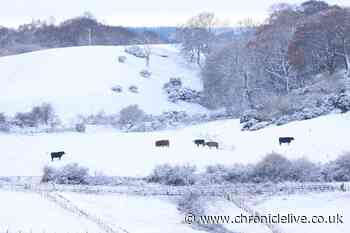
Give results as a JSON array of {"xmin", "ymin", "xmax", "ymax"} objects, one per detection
[
  {"xmin": 206, "ymin": 141, "xmax": 219, "ymax": 149},
  {"xmin": 193, "ymin": 139, "xmax": 205, "ymax": 147},
  {"xmin": 279, "ymin": 137, "xmax": 295, "ymax": 145},
  {"xmin": 155, "ymin": 140, "xmax": 170, "ymax": 147},
  {"xmin": 51, "ymin": 151, "xmax": 65, "ymax": 161}
]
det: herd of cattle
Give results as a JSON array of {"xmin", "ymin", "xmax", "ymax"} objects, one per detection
[
  {"xmin": 155, "ymin": 139, "xmax": 219, "ymax": 149},
  {"xmin": 50, "ymin": 137, "xmax": 295, "ymax": 161},
  {"xmin": 154, "ymin": 137, "xmax": 295, "ymax": 148}
]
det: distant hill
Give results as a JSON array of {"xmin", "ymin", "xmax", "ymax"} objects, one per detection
[{"xmin": 0, "ymin": 17, "xmax": 168, "ymax": 57}]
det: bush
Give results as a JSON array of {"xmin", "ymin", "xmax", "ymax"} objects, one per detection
[
  {"xmin": 334, "ymin": 92, "xmax": 350, "ymax": 113},
  {"xmin": 119, "ymin": 105, "xmax": 146, "ymax": 126},
  {"xmin": 147, "ymin": 164, "xmax": 197, "ymax": 186},
  {"xmin": 140, "ymin": 70, "xmax": 152, "ymax": 78},
  {"xmin": 125, "ymin": 46, "xmax": 147, "ymax": 58},
  {"xmin": 129, "ymin": 85, "xmax": 139, "ymax": 93},
  {"xmin": 163, "ymin": 78, "xmax": 182, "ymax": 89},
  {"xmin": 41, "ymin": 166, "xmax": 58, "ymax": 183},
  {"xmin": 41, "ymin": 163, "xmax": 89, "ymax": 185},
  {"xmin": 163, "ymin": 78, "xmax": 202, "ymax": 104},
  {"xmin": 75, "ymin": 123, "xmax": 86, "ymax": 133},
  {"xmin": 323, "ymin": 153, "xmax": 350, "ymax": 181},
  {"xmin": 111, "ymin": 85, "xmax": 123, "ymax": 93},
  {"xmin": 14, "ymin": 103, "xmax": 55, "ymax": 127},
  {"xmin": 0, "ymin": 113, "xmax": 10, "ymax": 132},
  {"xmin": 252, "ymin": 153, "xmax": 293, "ymax": 183},
  {"xmin": 289, "ymin": 158, "xmax": 321, "ymax": 182},
  {"xmin": 82, "ymin": 112, "xmax": 119, "ymax": 125},
  {"xmin": 118, "ymin": 56, "xmax": 127, "ymax": 63}
]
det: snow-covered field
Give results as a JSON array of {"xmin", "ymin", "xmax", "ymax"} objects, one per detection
[
  {"xmin": 0, "ymin": 191, "xmax": 101, "ymax": 233},
  {"xmin": 205, "ymin": 199, "xmax": 271, "ymax": 233},
  {"xmin": 255, "ymin": 192, "xmax": 350, "ymax": 233},
  {"xmin": 1, "ymin": 45, "xmax": 350, "ymax": 233},
  {"xmin": 58, "ymin": 192, "xmax": 204, "ymax": 233},
  {"xmin": 0, "ymin": 45, "xmax": 207, "ymax": 122},
  {"xmin": 0, "ymin": 111, "xmax": 349, "ymax": 177}
]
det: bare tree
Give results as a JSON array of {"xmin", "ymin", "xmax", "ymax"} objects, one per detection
[
  {"xmin": 290, "ymin": 6, "xmax": 350, "ymax": 77},
  {"xmin": 251, "ymin": 4, "xmax": 301, "ymax": 93},
  {"xmin": 178, "ymin": 12, "xmax": 219, "ymax": 66}
]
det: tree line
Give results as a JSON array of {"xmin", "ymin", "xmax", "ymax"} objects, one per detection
[
  {"xmin": 178, "ymin": 1, "xmax": 350, "ymax": 114},
  {"xmin": 0, "ymin": 13, "xmax": 165, "ymax": 56}
]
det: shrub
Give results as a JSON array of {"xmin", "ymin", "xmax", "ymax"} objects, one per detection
[
  {"xmin": 323, "ymin": 152, "xmax": 350, "ymax": 181},
  {"xmin": 140, "ymin": 70, "xmax": 152, "ymax": 78},
  {"xmin": 14, "ymin": 103, "xmax": 55, "ymax": 127},
  {"xmin": 289, "ymin": 158, "xmax": 321, "ymax": 182},
  {"xmin": 252, "ymin": 153, "xmax": 293, "ymax": 183},
  {"xmin": 224, "ymin": 164, "xmax": 254, "ymax": 183},
  {"xmin": 334, "ymin": 92, "xmax": 350, "ymax": 113},
  {"xmin": 163, "ymin": 78, "xmax": 182, "ymax": 89},
  {"xmin": 147, "ymin": 164, "xmax": 197, "ymax": 186},
  {"xmin": 0, "ymin": 113, "xmax": 10, "ymax": 132},
  {"xmin": 41, "ymin": 163, "xmax": 89, "ymax": 185},
  {"xmin": 83, "ymin": 111, "xmax": 118, "ymax": 125},
  {"xmin": 118, "ymin": 56, "xmax": 127, "ymax": 63},
  {"xmin": 14, "ymin": 112, "xmax": 38, "ymax": 127},
  {"xmin": 41, "ymin": 166, "xmax": 58, "ymax": 183},
  {"xmin": 111, "ymin": 85, "xmax": 123, "ymax": 93},
  {"xmin": 125, "ymin": 46, "xmax": 147, "ymax": 58},
  {"xmin": 119, "ymin": 105, "xmax": 146, "ymax": 126},
  {"xmin": 129, "ymin": 85, "xmax": 139, "ymax": 93},
  {"xmin": 75, "ymin": 123, "xmax": 86, "ymax": 133}
]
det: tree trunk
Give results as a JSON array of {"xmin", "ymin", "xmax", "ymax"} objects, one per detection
[
  {"xmin": 196, "ymin": 49, "xmax": 201, "ymax": 66},
  {"xmin": 286, "ymin": 76, "xmax": 290, "ymax": 94},
  {"xmin": 344, "ymin": 54, "xmax": 350, "ymax": 77},
  {"xmin": 146, "ymin": 55, "xmax": 150, "ymax": 67}
]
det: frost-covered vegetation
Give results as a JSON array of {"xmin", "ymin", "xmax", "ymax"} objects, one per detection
[
  {"xmin": 0, "ymin": 103, "xmax": 61, "ymax": 132},
  {"xmin": 147, "ymin": 152, "xmax": 350, "ymax": 186},
  {"xmin": 177, "ymin": 1, "xmax": 350, "ymax": 130},
  {"xmin": 42, "ymin": 163, "xmax": 90, "ymax": 184},
  {"xmin": 147, "ymin": 164, "xmax": 197, "ymax": 186},
  {"xmin": 163, "ymin": 78, "xmax": 202, "ymax": 104}
]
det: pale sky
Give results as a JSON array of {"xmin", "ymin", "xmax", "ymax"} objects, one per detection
[{"xmin": 0, "ymin": 0, "xmax": 348, "ymax": 28}]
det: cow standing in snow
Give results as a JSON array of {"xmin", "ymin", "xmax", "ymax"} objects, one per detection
[
  {"xmin": 279, "ymin": 137, "xmax": 295, "ymax": 145},
  {"xmin": 155, "ymin": 140, "xmax": 170, "ymax": 147},
  {"xmin": 206, "ymin": 141, "xmax": 219, "ymax": 149},
  {"xmin": 193, "ymin": 139, "xmax": 205, "ymax": 147},
  {"xmin": 51, "ymin": 151, "xmax": 65, "ymax": 161}
]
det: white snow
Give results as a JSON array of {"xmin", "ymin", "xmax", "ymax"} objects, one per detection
[
  {"xmin": 0, "ymin": 191, "xmax": 101, "ymax": 233},
  {"xmin": 0, "ymin": 111, "xmax": 349, "ymax": 177},
  {"xmin": 255, "ymin": 192, "xmax": 350, "ymax": 233},
  {"xmin": 0, "ymin": 45, "xmax": 207, "ymax": 122},
  {"xmin": 58, "ymin": 192, "xmax": 205, "ymax": 233},
  {"xmin": 205, "ymin": 199, "xmax": 271, "ymax": 233}
]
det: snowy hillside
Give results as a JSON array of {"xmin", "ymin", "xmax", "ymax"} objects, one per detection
[
  {"xmin": 0, "ymin": 45, "xmax": 207, "ymax": 122},
  {"xmin": 0, "ymin": 111, "xmax": 349, "ymax": 177},
  {"xmin": 0, "ymin": 191, "xmax": 101, "ymax": 233}
]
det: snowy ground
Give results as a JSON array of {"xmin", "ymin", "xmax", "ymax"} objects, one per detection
[
  {"xmin": 0, "ymin": 191, "xmax": 101, "ymax": 233},
  {"xmin": 0, "ymin": 45, "xmax": 207, "ymax": 122},
  {"xmin": 0, "ymin": 111, "xmax": 349, "ymax": 177},
  {"xmin": 255, "ymin": 191, "xmax": 350, "ymax": 233},
  {"xmin": 205, "ymin": 198, "xmax": 271, "ymax": 233},
  {"xmin": 57, "ymin": 192, "xmax": 204, "ymax": 233}
]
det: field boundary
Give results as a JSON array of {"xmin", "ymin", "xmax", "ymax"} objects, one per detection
[{"xmin": 38, "ymin": 191, "xmax": 130, "ymax": 233}]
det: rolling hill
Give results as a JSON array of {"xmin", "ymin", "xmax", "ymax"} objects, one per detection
[{"xmin": 0, "ymin": 45, "xmax": 207, "ymax": 122}]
